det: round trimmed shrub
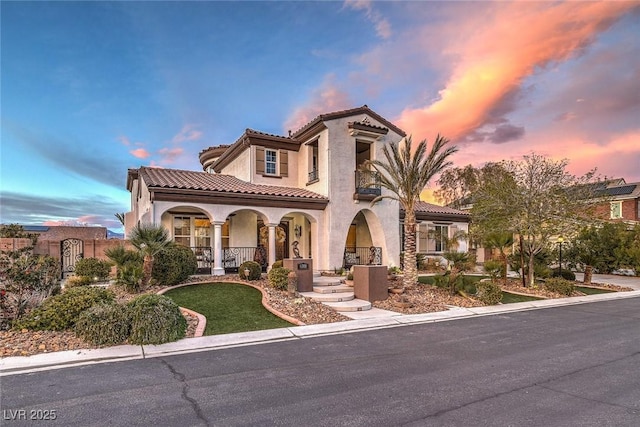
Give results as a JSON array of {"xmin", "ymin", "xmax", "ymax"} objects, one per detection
[
  {"xmin": 152, "ymin": 245, "xmax": 198, "ymax": 286},
  {"xmin": 127, "ymin": 294, "xmax": 186, "ymax": 345},
  {"xmin": 74, "ymin": 258, "xmax": 112, "ymax": 280},
  {"xmin": 267, "ymin": 267, "xmax": 292, "ymax": 290},
  {"xmin": 64, "ymin": 275, "xmax": 93, "ymax": 288},
  {"xmin": 75, "ymin": 303, "xmax": 131, "ymax": 346},
  {"xmin": 239, "ymin": 261, "xmax": 262, "ymax": 281},
  {"xmin": 271, "ymin": 260, "xmax": 283, "ymax": 269},
  {"xmin": 544, "ymin": 278, "xmax": 575, "ymax": 296},
  {"xmin": 550, "ymin": 268, "xmax": 576, "ymax": 281},
  {"xmin": 15, "ymin": 287, "xmax": 115, "ymax": 331},
  {"xmin": 476, "ymin": 281, "xmax": 503, "ymax": 305}
]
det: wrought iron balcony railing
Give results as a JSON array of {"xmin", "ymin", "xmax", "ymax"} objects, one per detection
[
  {"xmin": 355, "ymin": 170, "xmax": 381, "ymax": 196},
  {"xmin": 308, "ymin": 168, "xmax": 319, "ymax": 183}
]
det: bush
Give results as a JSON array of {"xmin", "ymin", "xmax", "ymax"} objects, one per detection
[
  {"xmin": 550, "ymin": 268, "xmax": 576, "ymax": 281},
  {"xmin": 544, "ymin": 278, "xmax": 575, "ymax": 296},
  {"xmin": 15, "ymin": 287, "xmax": 115, "ymax": 331},
  {"xmin": 483, "ymin": 260, "xmax": 502, "ymax": 280},
  {"xmin": 272, "ymin": 260, "xmax": 283, "ymax": 269},
  {"xmin": 476, "ymin": 281, "xmax": 503, "ymax": 305},
  {"xmin": 75, "ymin": 303, "xmax": 131, "ymax": 346},
  {"xmin": 64, "ymin": 275, "xmax": 93, "ymax": 288},
  {"xmin": 117, "ymin": 261, "xmax": 144, "ymax": 293},
  {"xmin": 239, "ymin": 261, "xmax": 262, "ymax": 280},
  {"xmin": 267, "ymin": 267, "xmax": 292, "ymax": 290},
  {"xmin": 74, "ymin": 258, "xmax": 112, "ymax": 281},
  {"xmin": 127, "ymin": 294, "xmax": 186, "ymax": 345},
  {"xmin": 152, "ymin": 245, "xmax": 198, "ymax": 286}
]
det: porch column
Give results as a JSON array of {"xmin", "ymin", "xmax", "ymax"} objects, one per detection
[
  {"xmin": 267, "ymin": 223, "xmax": 278, "ymax": 271},
  {"xmin": 212, "ymin": 221, "xmax": 224, "ymax": 276},
  {"xmin": 415, "ymin": 221, "xmax": 422, "ymax": 253}
]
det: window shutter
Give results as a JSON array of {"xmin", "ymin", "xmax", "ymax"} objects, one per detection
[
  {"xmin": 255, "ymin": 147, "xmax": 265, "ymax": 174},
  {"xmin": 280, "ymin": 151, "xmax": 288, "ymax": 177}
]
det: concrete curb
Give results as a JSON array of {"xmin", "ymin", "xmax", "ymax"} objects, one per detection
[{"xmin": 2, "ymin": 290, "xmax": 640, "ymax": 376}]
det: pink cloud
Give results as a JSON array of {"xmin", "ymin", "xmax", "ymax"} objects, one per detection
[
  {"xmin": 130, "ymin": 148, "xmax": 151, "ymax": 159},
  {"xmin": 284, "ymin": 75, "xmax": 353, "ymax": 133},
  {"xmin": 158, "ymin": 147, "xmax": 184, "ymax": 164},
  {"xmin": 396, "ymin": 2, "xmax": 638, "ymax": 144},
  {"xmin": 172, "ymin": 124, "xmax": 203, "ymax": 144},
  {"xmin": 118, "ymin": 136, "xmax": 131, "ymax": 146}
]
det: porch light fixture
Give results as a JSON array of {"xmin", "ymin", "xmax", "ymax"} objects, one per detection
[{"xmin": 294, "ymin": 225, "xmax": 302, "ymax": 238}]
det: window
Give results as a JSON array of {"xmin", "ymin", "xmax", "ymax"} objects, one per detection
[
  {"xmin": 173, "ymin": 216, "xmax": 211, "ymax": 247},
  {"xmin": 434, "ymin": 226, "xmax": 449, "ymax": 252},
  {"xmin": 174, "ymin": 217, "xmax": 191, "ymax": 247},
  {"xmin": 610, "ymin": 201, "xmax": 622, "ymax": 219},
  {"xmin": 265, "ymin": 149, "xmax": 277, "ymax": 175}
]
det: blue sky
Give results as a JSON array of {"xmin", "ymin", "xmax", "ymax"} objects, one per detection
[{"xmin": 2, "ymin": 1, "xmax": 639, "ymax": 232}]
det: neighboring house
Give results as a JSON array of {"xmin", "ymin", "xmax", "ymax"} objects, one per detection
[
  {"xmin": 125, "ymin": 105, "xmax": 469, "ymax": 274},
  {"xmin": 592, "ymin": 178, "xmax": 640, "ymax": 224}
]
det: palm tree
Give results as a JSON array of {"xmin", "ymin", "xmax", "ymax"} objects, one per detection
[
  {"xmin": 483, "ymin": 231, "xmax": 514, "ymax": 283},
  {"xmin": 363, "ymin": 135, "xmax": 458, "ymax": 290},
  {"xmin": 114, "ymin": 213, "xmax": 125, "ymax": 226},
  {"xmin": 128, "ymin": 223, "xmax": 172, "ymax": 288}
]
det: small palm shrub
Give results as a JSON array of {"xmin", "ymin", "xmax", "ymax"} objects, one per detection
[
  {"xmin": 15, "ymin": 287, "xmax": 115, "ymax": 331},
  {"xmin": 268, "ymin": 267, "xmax": 292, "ymax": 290},
  {"xmin": 117, "ymin": 261, "xmax": 144, "ymax": 293},
  {"xmin": 476, "ymin": 281, "xmax": 503, "ymax": 305},
  {"xmin": 239, "ymin": 261, "xmax": 262, "ymax": 280},
  {"xmin": 73, "ymin": 258, "xmax": 112, "ymax": 280},
  {"xmin": 483, "ymin": 260, "xmax": 502, "ymax": 281},
  {"xmin": 127, "ymin": 294, "xmax": 186, "ymax": 345},
  {"xmin": 152, "ymin": 245, "xmax": 198, "ymax": 286},
  {"xmin": 544, "ymin": 278, "xmax": 575, "ymax": 296},
  {"xmin": 75, "ymin": 303, "xmax": 131, "ymax": 346},
  {"xmin": 550, "ymin": 268, "xmax": 576, "ymax": 281}
]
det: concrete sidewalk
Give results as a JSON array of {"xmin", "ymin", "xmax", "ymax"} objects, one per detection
[
  {"xmin": 2, "ymin": 287, "xmax": 639, "ymax": 376},
  {"xmin": 573, "ymin": 272, "xmax": 640, "ymax": 290}
]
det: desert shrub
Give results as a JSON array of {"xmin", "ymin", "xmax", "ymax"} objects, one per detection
[
  {"xmin": 152, "ymin": 245, "xmax": 197, "ymax": 286},
  {"xmin": 239, "ymin": 261, "xmax": 262, "ymax": 280},
  {"xmin": 544, "ymin": 278, "xmax": 575, "ymax": 296},
  {"xmin": 75, "ymin": 303, "xmax": 131, "ymax": 346},
  {"xmin": 73, "ymin": 258, "xmax": 112, "ymax": 280},
  {"xmin": 476, "ymin": 281, "xmax": 503, "ymax": 305},
  {"xmin": 64, "ymin": 275, "xmax": 93, "ymax": 288},
  {"xmin": 550, "ymin": 268, "xmax": 576, "ymax": 281},
  {"xmin": 117, "ymin": 261, "xmax": 144, "ymax": 293},
  {"xmin": 272, "ymin": 260, "xmax": 283, "ymax": 269},
  {"xmin": 127, "ymin": 294, "xmax": 186, "ymax": 345},
  {"xmin": 105, "ymin": 245, "xmax": 143, "ymax": 270},
  {"xmin": 15, "ymin": 287, "xmax": 115, "ymax": 331},
  {"xmin": 483, "ymin": 260, "xmax": 502, "ymax": 281},
  {"xmin": 347, "ymin": 272, "xmax": 354, "ymax": 281},
  {"xmin": 267, "ymin": 267, "xmax": 292, "ymax": 290}
]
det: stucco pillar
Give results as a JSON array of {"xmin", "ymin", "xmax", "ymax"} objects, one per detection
[
  {"xmin": 267, "ymin": 223, "xmax": 277, "ymax": 271},
  {"xmin": 212, "ymin": 221, "xmax": 224, "ymax": 276}
]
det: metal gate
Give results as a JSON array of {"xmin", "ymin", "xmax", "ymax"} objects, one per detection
[{"xmin": 61, "ymin": 238, "xmax": 83, "ymax": 278}]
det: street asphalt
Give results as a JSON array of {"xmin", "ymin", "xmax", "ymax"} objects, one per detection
[{"xmin": 1, "ymin": 273, "xmax": 639, "ymax": 376}]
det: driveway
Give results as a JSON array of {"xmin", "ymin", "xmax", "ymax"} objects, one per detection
[{"xmin": 574, "ymin": 272, "xmax": 640, "ymax": 290}]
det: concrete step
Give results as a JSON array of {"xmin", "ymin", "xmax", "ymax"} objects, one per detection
[
  {"xmin": 313, "ymin": 284, "xmax": 354, "ymax": 294},
  {"xmin": 299, "ymin": 291, "xmax": 354, "ymax": 302},
  {"xmin": 323, "ymin": 299, "xmax": 372, "ymax": 312},
  {"xmin": 312, "ymin": 276, "xmax": 343, "ymax": 286}
]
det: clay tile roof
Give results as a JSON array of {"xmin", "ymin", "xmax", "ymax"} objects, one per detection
[
  {"xmin": 139, "ymin": 167, "xmax": 327, "ymax": 200},
  {"xmin": 413, "ymin": 201, "xmax": 470, "ymax": 216}
]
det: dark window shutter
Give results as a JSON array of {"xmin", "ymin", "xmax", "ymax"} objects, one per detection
[
  {"xmin": 256, "ymin": 147, "xmax": 265, "ymax": 174},
  {"xmin": 280, "ymin": 151, "xmax": 288, "ymax": 177}
]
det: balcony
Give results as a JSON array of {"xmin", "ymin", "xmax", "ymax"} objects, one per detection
[
  {"xmin": 354, "ymin": 170, "xmax": 381, "ymax": 201},
  {"xmin": 307, "ymin": 168, "xmax": 319, "ymax": 184}
]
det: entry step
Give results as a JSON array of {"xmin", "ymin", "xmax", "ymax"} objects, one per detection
[
  {"xmin": 312, "ymin": 284, "xmax": 353, "ymax": 294},
  {"xmin": 323, "ymin": 299, "xmax": 372, "ymax": 312},
  {"xmin": 299, "ymin": 291, "xmax": 354, "ymax": 302}
]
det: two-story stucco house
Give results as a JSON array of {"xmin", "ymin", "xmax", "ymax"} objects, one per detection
[{"xmin": 125, "ymin": 105, "xmax": 469, "ymax": 275}]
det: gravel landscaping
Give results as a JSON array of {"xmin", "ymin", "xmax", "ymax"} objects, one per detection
[{"xmin": 1, "ymin": 274, "xmax": 634, "ymax": 358}]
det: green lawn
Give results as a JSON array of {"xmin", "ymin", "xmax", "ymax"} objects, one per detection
[
  {"xmin": 575, "ymin": 286, "xmax": 615, "ymax": 295},
  {"xmin": 164, "ymin": 283, "xmax": 293, "ymax": 335},
  {"xmin": 501, "ymin": 292, "xmax": 543, "ymax": 303}
]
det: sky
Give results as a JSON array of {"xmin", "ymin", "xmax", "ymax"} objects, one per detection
[{"xmin": 2, "ymin": 1, "xmax": 639, "ymax": 233}]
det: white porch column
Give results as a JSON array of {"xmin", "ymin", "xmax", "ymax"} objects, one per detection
[
  {"xmin": 212, "ymin": 221, "xmax": 224, "ymax": 276},
  {"xmin": 267, "ymin": 223, "xmax": 277, "ymax": 271},
  {"xmin": 415, "ymin": 221, "xmax": 422, "ymax": 253}
]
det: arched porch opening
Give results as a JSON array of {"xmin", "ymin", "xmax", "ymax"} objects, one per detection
[
  {"xmin": 274, "ymin": 211, "xmax": 318, "ymax": 261},
  {"xmin": 159, "ymin": 206, "xmax": 213, "ymax": 273},
  {"xmin": 342, "ymin": 209, "xmax": 385, "ymax": 268}
]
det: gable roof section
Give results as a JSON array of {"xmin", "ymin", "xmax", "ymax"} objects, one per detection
[
  {"xmin": 212, "ymin": 128, "xmax": 301, "ymax": 173},
  {"xmin": 292, "ymin": 105, "xmax": 406, "ymax": 141},
  {"xmin": 136, "ymin": 167, "xmax": 328, "ymax": 210},
  {"xmin": 401, "ymin": 201, "xmax": 470, "ymax": 223}
]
